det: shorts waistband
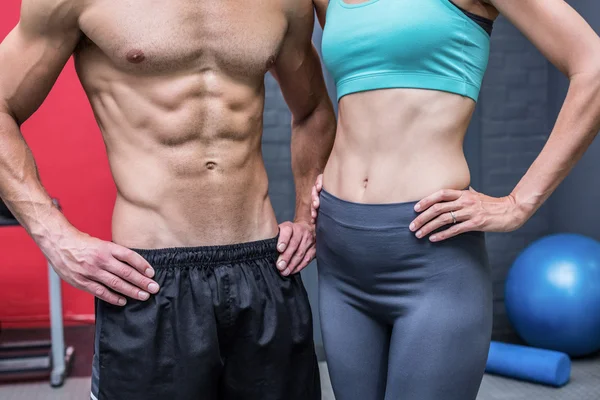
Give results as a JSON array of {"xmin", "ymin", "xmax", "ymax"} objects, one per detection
[
  {"xmin": 131, "ymin": 236, "xmax": 279, "ymax": 268},
  {"xmin": 319, "ymin": 188, "xmax": 420, "ymax": 229}
]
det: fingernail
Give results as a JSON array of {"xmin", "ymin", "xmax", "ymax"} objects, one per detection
[
  {"xmin": 148, "ymin": 283, "xmax": 159, "ymax": 293},
  {"xmin": 118, "ymin": 298, "xmax": 127, "ymax": 306},
  {"xmin": 145, "ymin": 268, "xmax": 155, "ymax": 278},
  {"xmin": 430, "ymin": 235, "xmax": 437, "ymax": 242},
  {"xmin": 416, "ymin": 231, "xmax": 422, "ymax": 238},
  {"xmin": 139, "ymin": 291, "xmax": 150, "ymax": 301},
  {"xmin": 278, "ymin": 243, "xmax": 286, "ymax": 251},
  {"xmin": 277, "ymin": 260, "xmax": 287, "ymax": 270},
  {"xmin": 409, "ymin": 223, "xmax": 415, "ymax": 231},
  {"xmin": 414, "ymin": 203, "xmax": 421, "ymax": 212},
  {"xmin": 282, "ymin": 269, "xmax": 290, "ymax": 276}
]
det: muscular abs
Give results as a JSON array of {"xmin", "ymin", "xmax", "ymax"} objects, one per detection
[{"xmin": 74, "ymin": 0, "xmax": 292, "ymax": 248}]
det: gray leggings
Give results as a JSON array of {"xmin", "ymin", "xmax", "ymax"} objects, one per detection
[{"xmin": 316, "ymin": 189, "xmax": 493, "ymax": 400}]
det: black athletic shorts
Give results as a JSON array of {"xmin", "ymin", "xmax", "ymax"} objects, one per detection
[{"xmin": 91, "ymin": 237, "xmax": 320, "ymax": 400}]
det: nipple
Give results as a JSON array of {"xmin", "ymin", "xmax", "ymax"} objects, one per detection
[{"xmin": 126, "ymin": 49, "xmax": 146, "ymax": 64}]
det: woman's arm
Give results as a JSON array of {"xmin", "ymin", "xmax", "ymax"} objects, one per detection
[
  {"xmin": 489, "ymin": 0, "xmax": 600, "ymax": 218},
  {"xmin": 410, "ymin": 0, "xmax": 600, "ymax": 242}
]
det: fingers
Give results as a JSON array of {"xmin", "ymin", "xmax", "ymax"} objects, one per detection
[
  {"xmin": 276, "ymin": 221, "xmax": 316, "ymax": 276},
  {"xmin": 277, "ymin": 222, "xmax": 293, "ymax": 253},
  {"xmin": 84, "ymin": 282, "xmax": 125, "ymax": 306},
  {"xmin": 103, "ymin": 259, "xmax": 159, "ymax": 297},
  {"xmin": 315, "ymin": 174, "xmax": 323, "ymax": 191},
  {"xmin": 109, "ymin": 244, "xmax": 159, "ymax": 293},
  {"xmin": 310, "ymin": 187, "xmax": 320, "ymax": 222},
  {"xmin": 410, "ymin": 200, "xmax": 461, "ymax": 235},
  {"xmin": 410, "ymin": 189, "xmax": 487, "ymax": 241},
  {"xmin": 428, "ymin": 220, "xmax": 477, "ymax": 242},
  {"xmin": 414, "ymin": 189, "xmax": 463, "ymax": 213},
  {"xmin": 94, "ymin": 269, "xmax": 151, "ymax": 301},
  {"xmin": 287, "ymin": 234, "xmax": 313, "ymax": 275},
  {"xmin": 75, "ymin": 243, "xmax": 159, "ymax": 305},
  {"xmin": 310, "ymin": 175, "xmax": 324, "ymax": 222},
  {"xmin": 292, "ymin": 246, "xmax": 316, "ymax": 275},
  {"xmin": 285, "ymin": 242, "xmax": 307, "ymax": 275},
  {"xmin": 277, "ymin": 224, "xmax": 303, "ymax": 275},
  {"xmin": 416, "ymin": 209, "xmax": 468, "ymax": 239},
  {"xmin": 110, "ymin": 244, "xmax": 155, "ymax": 278}
]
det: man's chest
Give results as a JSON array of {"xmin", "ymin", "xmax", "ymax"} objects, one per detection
[{"xmin": 77, "ymin": 0, "xmax": 292, "ymax": 75}]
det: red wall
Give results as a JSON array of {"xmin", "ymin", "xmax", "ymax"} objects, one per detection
[{"xmin": 0, "ymin": 1, "xmax": 115, "ymax": 328}]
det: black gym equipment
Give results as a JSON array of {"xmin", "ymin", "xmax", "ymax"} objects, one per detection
[
  {"xmin": 0, "ymin": 198, "xmax": 75, "ymax": 387},
  {"xmin": 0, "ymin": 198, "xmax": 14, "ymax": 222}
]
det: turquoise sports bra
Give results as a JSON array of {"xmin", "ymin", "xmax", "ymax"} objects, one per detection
[{"xmin": 321, "ymin": 0, "xmax": 492, "ymax": 102}]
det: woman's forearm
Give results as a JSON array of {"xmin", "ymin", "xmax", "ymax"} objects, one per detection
[{"xmin": 511, "ymin": 69, "xmax": 600, "ymax": 221}]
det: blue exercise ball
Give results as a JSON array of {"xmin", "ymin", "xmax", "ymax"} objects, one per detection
[{"xmin": 505, "ymin": 233, "xmax": 600, "ymax": 357}]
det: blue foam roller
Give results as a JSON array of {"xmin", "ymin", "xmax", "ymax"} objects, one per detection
[{"xmin": 485, "ymin": 341, "xmax": 571, "ymax": 387}]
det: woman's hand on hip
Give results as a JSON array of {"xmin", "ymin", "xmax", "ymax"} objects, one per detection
[
  {"xmin": 409, "ymin": 187, "xmax": 527, "ymax": 242},
  {"xmin": 310, "ymin": 174, "xmax": 324, "ymax": 224}
]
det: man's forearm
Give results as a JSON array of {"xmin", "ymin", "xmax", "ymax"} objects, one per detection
[
  {"xmin": 0, "ymin": 109, "xmax": 73, "ymax": 248},
  {"xmin": 290, "ymin": 96, "xmax": 336, "ymax": 223}
]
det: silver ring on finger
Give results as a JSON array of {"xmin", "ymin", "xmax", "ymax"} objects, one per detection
[{"xmin": 449, "ymin": 210, "xmax": 457, "ymax": 224}]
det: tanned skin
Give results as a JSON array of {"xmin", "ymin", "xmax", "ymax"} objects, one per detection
[
  {"xmin": 312, "ymin": 0, "xmax": 600, "ymax": 243},
  {"xmin": 0, "ymin": 0, "xmax": 335, "ymax": 306}
]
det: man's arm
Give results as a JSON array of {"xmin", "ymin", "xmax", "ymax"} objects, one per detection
[
  {"xmin": 0, "ymin": 0, "xmax": 81, "ymax": 237},
  {"xmin": 313, "ymin": 0, "xmax": 329, "ymax": 29},
  {"xmin": 0, "ymin": 0, "xmax": 158, "ymax": 305},
  {"xmin": 270, "ymin": 2, "xmax": 336, "ymax": 275}
]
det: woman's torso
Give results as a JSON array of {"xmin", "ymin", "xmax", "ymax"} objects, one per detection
[{"xmin": 321, "ymin": 0, "xmax": 497, "ymax": 203}]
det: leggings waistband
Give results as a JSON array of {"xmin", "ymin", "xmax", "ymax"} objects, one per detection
[
  {"xmin": 319, "ymin": 189, "xmax": 420, "ymax": 229},
  {"xmin": 131, "ymin": 236, "xmax": 279, "ymax": 268}
]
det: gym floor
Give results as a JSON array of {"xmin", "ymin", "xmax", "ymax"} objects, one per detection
[{"xmin": 1, "ymin": 358, "xmax": 599, "ymax": 400}]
